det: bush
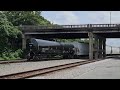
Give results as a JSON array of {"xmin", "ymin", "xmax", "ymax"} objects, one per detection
[
  {"xmin": 9, "ymin": 53, "xmax": 15, "ymax": 59},
  {"xmin": 2, "ymin": 53, "xmax": 9, "ymax": 60},
  {"xmin": 0, "ymin": 57, "xmax": 4, "ymax": 60},
  {"xmin": 16, "ymin": 49, "xmax": 23, "ymax": 57},
  {"xmin": 1, "ymin": 49, "xmax": 23, "ymax": 60},
  {"xmin": 13, "ymin": 52, "xmax": 19, "ymax": 58}
]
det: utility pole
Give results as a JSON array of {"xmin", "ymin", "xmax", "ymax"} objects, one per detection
[
  {"xmin": 111, "ymin": 46, "xmax": 112, "ymax": 55},
  {"xmin": 110, "ymin": 11, "xmax": 111, "ymax": 24},
  {"xmin": 119, "ymin": 47, "xmax": 120, "ymax": 54}
]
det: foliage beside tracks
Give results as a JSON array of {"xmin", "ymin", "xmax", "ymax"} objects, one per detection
[
  {"xmin": 3, "ymin": 11, "xmax": 51, "ymax": 26},
  {"xmin": 0, "ymin": 49, "xmax": 23, "ymax": 60},
  {"xmin": 0, "ymin": 12, "xmax": 21, "ymax": 55},
  {"xmin": 0, "ymin": 11, "xmax": 52, "ymax": 60},
  {"xmin": 0, "ymin": 11, "xmax": 89, "ymax": 60}
]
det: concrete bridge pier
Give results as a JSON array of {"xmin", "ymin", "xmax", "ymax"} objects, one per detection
[
  {"xmin": 22, "ymin": 34, "xmax": 31, "ymax": 50},
  {"xmin": 103, "ymin": 38, "xmax": 106, "ymax": 58},
  {"xmin": 88, "ymin": 32, "xmax": 106, "ymax": 60},
  {"xmin": 99, "ymin": 39, "xmax": 103, "ymax": 58},
  {"xmin": 88, "ymin": 32, "xmax": 94, "ymax": 60},
  {"xmin": 98, "ymin": 38, "xmax": 106, "ymax": 59},
  {"xmin": 94, "ymin": 36, "xmax": 99, "ymax": 60},
  {"xmin": 94, "ymin": 35, "xmax": 106, "ymax": 59},
  {"xmin": 22, "ymin": 34, "xmax": 26, "ymax": 50}
]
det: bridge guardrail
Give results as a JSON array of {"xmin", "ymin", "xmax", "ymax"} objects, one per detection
[
  {"xmin": 19, "ymin": 24, "xmax": 120, "ymax": 32},
  {"xmin": 20, "ymin": 24, "xmax": 120, "ymax": 28}
]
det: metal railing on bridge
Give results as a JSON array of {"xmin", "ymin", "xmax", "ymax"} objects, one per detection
[{"xmin": 19, "ymin": 24, "xmax": 120, "ymax": 30}]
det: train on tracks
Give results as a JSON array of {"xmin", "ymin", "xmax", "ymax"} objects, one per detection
[
  {"xmin": 27, "ymin": 38, "xmax": 120, "ymax": 61},
  {"xmin": 27, "ymin": 38, "xmax": 89, "ymax": 61}
]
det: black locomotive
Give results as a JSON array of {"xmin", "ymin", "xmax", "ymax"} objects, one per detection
[{"xmin": 27, "ymin": 38, "xmax": 75, "ymax": 61}]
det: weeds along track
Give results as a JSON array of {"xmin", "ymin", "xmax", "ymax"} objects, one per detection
[{"xmin": 0, "ymin": 59, "xmax": 102, "ymax": 79}]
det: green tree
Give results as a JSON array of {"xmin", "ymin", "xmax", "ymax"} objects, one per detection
[
  {"xmin": 0, "ymin": 11, "xmax": 53, "ymax": 60},
  {"xmin": 3, "ymin": 11, "xmax": 51, "ymax": 26},
  {"xmin": 0, "ymin": 12, "xmax": 21, "ymax": 54},
  {"xmin": 3, "ymin": 11, "xmax": 52, "ymax": 49}
]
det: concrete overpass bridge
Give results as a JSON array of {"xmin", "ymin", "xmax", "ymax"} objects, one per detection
[{"xmin": 19, "ymin": 24, "xmax": 120, "ymax": 60}]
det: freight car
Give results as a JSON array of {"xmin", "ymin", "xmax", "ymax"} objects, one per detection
[
  {"xmin": 68, "ymin": 42, "xmax": 89, "ymax": 58},
  {"xmin": 27, "ymin": 38, "xmax": 75, "ymax": 61},
  {"xmin": 27, "ymin": 38, "xmax": 120, "ymax": 61}
]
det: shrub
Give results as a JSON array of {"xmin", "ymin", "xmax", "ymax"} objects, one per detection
[
  {"xmin": 9, "ymin": 53, "xmax": 15, "ymax": 59},
  {"xmin": 13, "ymin": 52, "xmax": 19, "ymax": 58},
  {"xmin": 1, "ymin": 49, "xmax": 23, "ymax": 60},
  {"xmin": 2, "ymin": 53, "xmax": 9, "ymax": 60},
  {"xmin": 16, "ymin": 49, "xmax": 23, "ymax": 58},
  {"xmin": 0, "ymin": 57, "xmax": 4, "ymax": 60}
]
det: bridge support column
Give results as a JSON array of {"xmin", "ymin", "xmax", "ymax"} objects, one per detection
[
  {"xmin": 94, "ymin": 36, "xmax": 99, "ymax": 60},
  {"xmin": 93, "ymin": 34, "xmax": 106, "ymax": 60},
  {"xmin": 103, "ymin": 38, "xmax": 106, "ymax": 58},
  {"xmin": 88, "ymin": 32, "xmax": 94, "ymax": 60},
  {"xmin": 22, "ymin": 34, "xmax": 26, "ymax": 50},
  {"xmin": 99, "ymin": 39, "xmax": 103, "ymax": 58}
]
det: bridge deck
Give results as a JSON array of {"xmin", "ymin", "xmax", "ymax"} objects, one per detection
[{"xmin": 20, "ymin": 24, "xmax": 120, "ymax": 38}]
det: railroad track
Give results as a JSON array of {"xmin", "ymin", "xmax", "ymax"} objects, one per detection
[
  {"xmin": 0, "ymin": 59, "xmax": 27, "ymax": 64},
  {"xmin": 0, "ymin": 59, "xmax": 102, "ymax": 79}
]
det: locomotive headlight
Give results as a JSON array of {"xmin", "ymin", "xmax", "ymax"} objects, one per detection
[
  {"xmin": 29, "ymin": 43, "xmax": 33, "ymax": 47},
  {"xmin": 73, "ymin": 48, "xmax": 75, "ymax": 51}
]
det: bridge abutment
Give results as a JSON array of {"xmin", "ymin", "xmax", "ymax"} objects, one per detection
[
  {"xmin": 22, "ymin": 34, "xmax": 26, "ymax": 50},
  {"xmin": 22, "ymin": 34, "xmax": 31, "ymax": 50}
]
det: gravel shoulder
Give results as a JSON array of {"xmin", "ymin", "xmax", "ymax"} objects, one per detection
[
  {"xmin": 29, "ymin": 58, "xmax": 120, "ymax": 79},
  {"xmin": 0, "ymin": 59, "xmax": 85, "ymax": 76}
]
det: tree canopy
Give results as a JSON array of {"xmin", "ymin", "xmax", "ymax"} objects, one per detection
[
  {"xmin": 0, "ymin": 12, "xmax": 21, "ymax": 53},
  {"xmin": 3, "ymin": 11, "xmax": 51, "ymax": 26},
  {"xmin": 0, "ymin": 11, "xmax": 52, "ymax": 53}
]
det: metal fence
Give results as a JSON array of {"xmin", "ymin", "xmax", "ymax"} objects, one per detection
[
  {"xmin": 19, "ymin": 24, "xmax": 120, "ymax": 30},
  {"xmin": 106, "ymin": 45, "xmax": 120, "ymax": 54}
]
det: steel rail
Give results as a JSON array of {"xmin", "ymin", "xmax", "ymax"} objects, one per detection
[{"xmin": 0, "ymin": 60, "xmax": 102, "ymax": 79}]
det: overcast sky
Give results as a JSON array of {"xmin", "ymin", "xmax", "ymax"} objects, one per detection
[{"xmin": 41, "ymin": 11, "xmax": 120, "ymax": 47}]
